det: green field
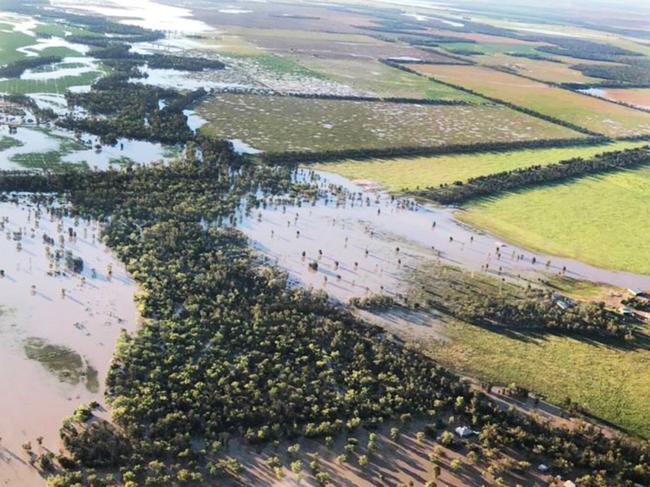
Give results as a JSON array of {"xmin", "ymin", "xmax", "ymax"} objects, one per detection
[
  {"xmin": 313, "ymin": 141, "xmax": 645, "ymax": 191},
  {"xmin": 431, "ymin": 321, "xmax": 650, "ymax": 438},
  {"xmin": 199, "ymin": 93, "xmax": 583, "ymax": 153},
  {"xmin": 0, "ymin": 26, "xmax": 36, "ymax": 65},
  {"xmin": 459, "ymin": 165, "xmax": 650, "ymax": 275}
]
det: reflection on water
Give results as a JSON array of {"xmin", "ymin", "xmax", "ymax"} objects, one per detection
[
  {"xmin": 0, "ymin": 198, "xmax": 136, "ymax": 487},
  {"xmin": 0, "ymin": 124, "xmax": 176, "ymax": 170},
  {"xmin": 49, "ymin": 0, "xmax": 212, "ymax": 33}
]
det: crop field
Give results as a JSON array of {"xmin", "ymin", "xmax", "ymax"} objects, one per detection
[
  {"xmin": 583, "ymin": 87, "xmax": 650, "ymax": 109},
  {"xmin": 198, "ymin": 93, "xmax": 584, "ymax": 153},
  {"xmin": 407, "ymin": 63, "xmax": 650, "ymax": 137},
  {"xmin": 459, "ymin": 165, "xmax": 650, "ymax": 275},
  {"xmin": 432, "ymin": 320, "xmax": 650, "ymax": 438},
  {"xmin": 290, "ymin": 56, "xmax": 482, "ymax": 101},
  {"xmin": 474, "ymin": 53, "xmax": 603, "ymax": 84},
  {"xmin": 237, "ymin": 27, "xmax": 457, "ymax": 62},
  {"xmin": 312, "ymin": 141, "xmax": 646, "ymax": 191}
]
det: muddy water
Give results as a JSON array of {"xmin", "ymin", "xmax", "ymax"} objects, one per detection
[
  {"xmin": 0, "ymin": 198, "xmax": 136, "ymax": 487},
  {"xmin": 0, "ymin": 123, "xmax": 176, "ymax": 170},
  {"xmin": 239, "ymin": 170, "xmax": 650, "ymax": 305}
]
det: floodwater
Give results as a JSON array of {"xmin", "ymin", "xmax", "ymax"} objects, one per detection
[
  {"xmin": 0, "ymin": 124, "xmax": 176, "ymax": 170},
  {"xmin": 0, "ymin": 197, "xmax": 136, "ymax": 487},
  {"xmin": 49, "ymin": 0, "xmax": 211, "ymax": 33},
  {"xmin": 239, "ymin": 170, "xmax": 650, "ymax": 305},
  {"xmin": 21, "ymin": 57, "xmax": 98, "ymax": 81},
  {"xmin": 16, "ymin": 38, "xmax": 90, "ymax": 58}
]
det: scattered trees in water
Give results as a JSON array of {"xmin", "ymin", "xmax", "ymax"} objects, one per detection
[
  {"xmin": 59, "ymin": 76, "xmax": 206, "ymax": 145},
  {"xmin": 0, "ymin": 146, "xmax": 649, "ymax": 486}
]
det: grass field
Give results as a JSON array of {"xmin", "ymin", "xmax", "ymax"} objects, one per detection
[
  {"xmin": 459, "ymin": 165, "xmax": 650, "ymax": 275},
  {"xmin": 431, "ymin": 321, "xmax": 650, "ymax": 438},
  {"xmin": 291, "ymin": 56, "xmax": 482, "ymax": 101},
  {"xmin": 198, "ymin": 93, "xmax": 584, "ymax": 153},
  {"xmin": 0, "ymin": 27, "xmax": 36, "ymax": 65},
  {"xmin": 406, "ymin": 64, "xmax": 650, "ymax": 137},
  {"xmin": 312, "ymin": 141, "xmax": 645, "ymax": 191}
]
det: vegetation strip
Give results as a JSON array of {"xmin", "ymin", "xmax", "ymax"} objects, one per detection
[
  {"xmin": 261, "ymin": 137, "xmax": 607, "ymax": 165},
  {"xmin": 415, "ymin": 145, "xmax": 650, "ymax": 204},
  {"xmin": 208, "ymin": 89, "xmax": 471, "ymax": 105}
]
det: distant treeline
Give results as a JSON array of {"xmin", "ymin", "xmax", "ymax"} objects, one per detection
[
  {"xmin": 0, "ymin": 56, "xmax": 62, "ymax": 78},
  {"xmin": 261, "ymin": 137, "xmax": 608, "ymax": 165},
  {"xmin": 507, "ymin": 52, "xmax": 563, "ymax": 63},
  {"xmin": 370, "ymin": 15, "xmax": 643, "ymax": 63},
  {"xmin": 571, "ymin": 61, "xmax": 650, "ymax": 85},
  {"xmin": 91, "ymin": 44, "xmax": 225, "ymax": 71},
  {"xmin": 213, "ymin": 89, "xmax": 470, "ymax": 105},
  {"xmin": 414, "ymin": 146, "xmax": 650, "ymax": 205},
  {"xmin": 388, "ymin": 61, "xmax": 603, "ymax": 136}
]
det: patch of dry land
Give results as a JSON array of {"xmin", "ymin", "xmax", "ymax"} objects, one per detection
[
  {"xmin": 198, "ymin": 93, "xmax": 584, "ymax": 153},
  {"xmin": 406, "ymin": 63, "xmax": 650, "ymax": 137},
  {"xmin": 0, "ymin": 198, "xmax": 136, "ymax": 487}
]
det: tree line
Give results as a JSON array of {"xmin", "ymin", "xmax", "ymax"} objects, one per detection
[
  {"xmin": 0, "ymin": 56, "xmax": 62, "ymax": 78},
  {"xmin": 414, "ymin": 145, "xmax": 650, "ymax": 205},
  {"xmin": 261, "ymin": 137, "xmax": 608, "ymax": 165},
  {"xmin": 0, "ymin": 146, "xmax": 649, "ymax": 486},
  {"xmin": 444, "ymin": 290, "xmax": 636, "ymax": 340}
]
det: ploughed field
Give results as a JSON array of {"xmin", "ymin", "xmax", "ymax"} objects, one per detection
[
  {"xmin": 459, "ymin": 165, "xmax": 650, "ymax": 275},
  {"xmin": 406, "ymin": 63, "xmax": 650, "ymax": 137},
  {"xmin": 197, "ymin": 93, "xmax": 585, "ymax": 153},
  {"xmin": 312, "ymin": 140, "xmax": 646, "ymax": 192}
]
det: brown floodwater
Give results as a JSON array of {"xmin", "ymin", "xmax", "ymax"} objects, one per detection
[
  {"xmin": 0, "ymin": 197, "xmax": 136, "ymax": 486},
  {"xmin": 239, "ymin": 170, "xmax": 650, "ymax": 304}
]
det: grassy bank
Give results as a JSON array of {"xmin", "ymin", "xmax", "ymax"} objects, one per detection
[
  {"xmin": 431, "ymin": 321, "xmax": 650, "ymax": 438},
  {"xmin": 459, "ymin": 165, "xmax": 650, "ymax": 275}
]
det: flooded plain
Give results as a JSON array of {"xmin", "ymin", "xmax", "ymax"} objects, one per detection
[
  {"xmin": 0, "ymin": 197, "xmax": 136, "ymax": 487},
  {"xmin": 240, "ymin": 170, "xmax": 650, "ymax": 306}
]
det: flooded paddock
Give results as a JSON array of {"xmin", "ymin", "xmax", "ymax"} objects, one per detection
[
  {"xmin": 239, "ymin": 170, "xmax": 650, "ymax": 306},
  {"xmin": 0, "ymin": 197, "xmax": 136, "ymax": 487}
]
